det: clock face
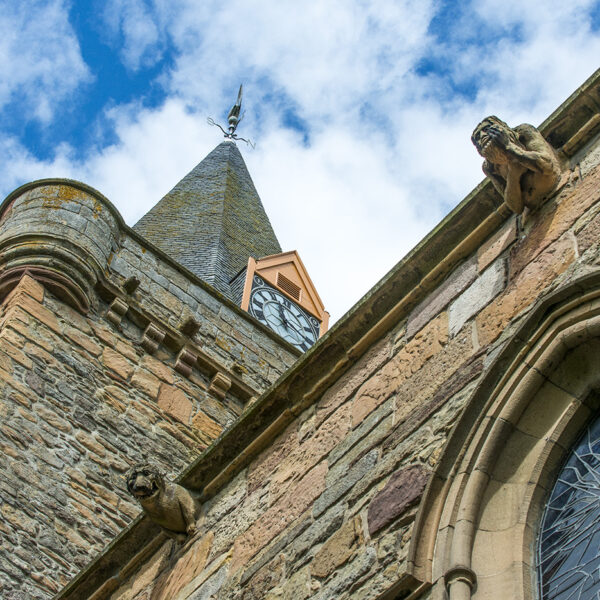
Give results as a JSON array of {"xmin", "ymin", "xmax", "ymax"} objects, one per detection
[{"xmin": 248, "ymin": 276, "xmax": 320, "ymax": 351}]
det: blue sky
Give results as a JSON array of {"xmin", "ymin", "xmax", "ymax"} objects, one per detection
[{"xmin": 1, "ymin": 0, "xmax": 600, "ymax": 323}]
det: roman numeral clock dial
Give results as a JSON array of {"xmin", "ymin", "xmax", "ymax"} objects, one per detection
[{"xmin": 248, "ymin": 276, "xmax": 320, "ymax": 351}]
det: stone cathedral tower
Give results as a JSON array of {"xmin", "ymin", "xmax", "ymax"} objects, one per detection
[
  {"xmin": 0, "ymin": 133, "xmax": 325, "ymax": 599},
  {"xmin": 3, "ymin": 70, "xmax": 600, "ymax": 600}
]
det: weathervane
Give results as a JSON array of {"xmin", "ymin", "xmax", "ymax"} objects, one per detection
[{"xmin": 207, "ymin": 85, "xmax": 255, "ymax": 148}]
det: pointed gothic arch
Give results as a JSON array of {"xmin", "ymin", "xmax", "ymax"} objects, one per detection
[{"xmin": 407, "ymin": 272, "xmax": 600, "ymax": 600}]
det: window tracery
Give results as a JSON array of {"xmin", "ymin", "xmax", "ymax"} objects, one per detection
[{"xmin": 538, "ymin": 414, "xmax": 600, "ymax": 599}]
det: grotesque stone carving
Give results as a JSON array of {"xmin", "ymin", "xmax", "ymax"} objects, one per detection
[
  {"xmin": 126, "ymin": 463, "xmax": 198, "ymax": 540},
  {"xmin": 472, "ymin": 116, "xmax": 563, "ymax": 215}
]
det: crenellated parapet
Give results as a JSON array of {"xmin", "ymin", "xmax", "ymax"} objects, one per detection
[{"xmin": 0, "ymin": 180, "xmax": 122, "ymax": 313}]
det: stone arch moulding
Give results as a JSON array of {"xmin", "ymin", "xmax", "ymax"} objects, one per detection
[{"xmin": 407, "ymin": 271, "xmax": 600, "ymax": 600}]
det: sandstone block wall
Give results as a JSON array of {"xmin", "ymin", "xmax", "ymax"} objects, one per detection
[
  {"xmin": 105, "ymin": 133, "xmax": 600, "ymax": 600},
  {"xmin": 0, "ymin": 182, "xmax": 298, "ymax": 600}
]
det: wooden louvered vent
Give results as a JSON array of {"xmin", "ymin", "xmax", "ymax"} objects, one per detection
[{"xmin": 277, "ymin": 272, "xmax": 301, "ymax": 301}]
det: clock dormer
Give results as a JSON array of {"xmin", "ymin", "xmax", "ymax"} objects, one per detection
[{"xmin": 240, "ymin": 251, "xmax": 329, "ymax": 351}]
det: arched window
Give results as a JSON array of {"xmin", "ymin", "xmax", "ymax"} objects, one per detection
[
  {"xmin": 406, "ymin": 276, "xmax": 600, "ymax": 600},
  {"xmin": 538, "ymin": 413, "xmax": 600, "ymax": 599}
]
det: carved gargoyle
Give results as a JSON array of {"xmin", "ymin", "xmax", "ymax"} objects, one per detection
[
  {"xmin": 472, "ymin": 116, "xmax": 563, "ymax": 215},
  {"xmin": 125, "ymin": 463, "xmax": 198, "ymax": 541}
]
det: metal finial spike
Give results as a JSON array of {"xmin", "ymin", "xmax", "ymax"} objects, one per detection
[
  {"xmin": 227, "ymin": 84, "xmax": 243, "ymax": 134},
  {"xmin": 207, "ymin": 84, "xmax": 255, "ymax": 148}
]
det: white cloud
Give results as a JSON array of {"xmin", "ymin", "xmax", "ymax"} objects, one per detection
[
  {"xmin": 162, "ymin": 0, "xmax": 437, "ymax": 122},
  {"xmin": 2, "ymin": 0, "xmax": 600, "ymax": 323},
  {"xmin": 0, "ymin": 0, "xmax": 90, "ymax": 121},
  {"xmin": 446, "ymin": 0, "xmax": 600, "ymax": 122},
  {"xmin": 102, "ymin": 0, "xmax": 165, "ymax": 70}
]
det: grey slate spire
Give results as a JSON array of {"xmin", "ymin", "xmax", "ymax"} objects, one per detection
[{"xmin": 133, "ymin": 141, "xmax": 281, "ymax": 301}]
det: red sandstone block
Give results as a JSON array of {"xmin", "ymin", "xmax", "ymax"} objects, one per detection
[
  {"xmin": 0, "ymin": 326, "xmax": 25, "ymax": 348},
  {"xmin": 0, "ymin": 349, "xmax": 13, "ymax": 375},
  {"xmin": 75, "ymin": 431, "xmax": 107, "ymax": 458},
  {"xmin": 352, "ymin": 312, "xmax": 449, "ymax": 427},
  {"xmin": 23, "ymin": 342, "xmax": 54, "ymax": 363},
  {"xmin": 270, "ymin": 403, "xmax": 351, "ymax": 504},
  {"xmin": 63, "ymin": 325, "xmax": 102, "ymax": 356},
  {"xmin": 141, "ymin": 354, "xmax": 174, "ymax": 384},
  {"xmin": 157, "ymin": 383, "xmax": 193, "ymax": 424},
  {"xmin": 6, "ymin": 317, "xmax": 41, "ymax": 346},
  {"xmin": 157, "ymin": 420, "xmax": 201, "ymax": 449},
  {"xmin": 91, "ymin": 321, "xmax": 116, "ymax": 348},
  {"xmin": 31, "ymin": 573, "xmax": 59, "ymax": 594},
  {"xmin": 131, "ymin": 368, "xmax": 161, "ymax": 398},
  {"xmin": 509, "ymin": 166, "xmax": 600, "ymax": 280},
  {"xmin": 367, "ymin": 465, "xmax": 429, "ymax": 535},
  {"xmin": 576, "ymin": 207, "xmax": 600, "ymax": 255},
  {"xmin": 311, "ymin": 516, "xmax": 363, "ymax": 578},
  {"xmin": 115, "ymin": 339, "xmax": 139, "ymax": 362},
  {"xmin": 231, "ymin": 461, "xmax": 328, "ymax": 573},
  {"xmin": 477, "ymin": 234, "xmax": 576, "ymax": 347},
  {"xmin": 191, "ymin": 410, "xmax": 223, "ymax": 440},
  {"xmin": 1, "ymin": 343, "xmax": 33, "ymax": 370},
  {"xmin": 152, "ymin": 533, "xmax": 213, "ymax": 599},
  {"xmin": 2, "ymin": 274, "xmax": 45, "ymax": 305},
  {"xmin": 102, "ymin": 347, "xmax": 134, "ymax": 380},
  {"xmin": 247, "ymin": 421, "xmax": 299, "ymax": 494},
  {"xmin": 478, "ymin": 218, "xmax": 517, "ymax": 272},
  {"xmin": 17, "ymin": 294, "xmax": 61, "ymax": 335}
]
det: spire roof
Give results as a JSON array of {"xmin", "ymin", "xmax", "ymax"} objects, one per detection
[{"xmin": 133, "ymin": 141, "xmax": 281, "ymax": 301}]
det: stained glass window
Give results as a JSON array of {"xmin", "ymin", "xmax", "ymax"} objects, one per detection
[{"xmin": 537, "ymin": 414, "xmax": 600, "ymax": 599}]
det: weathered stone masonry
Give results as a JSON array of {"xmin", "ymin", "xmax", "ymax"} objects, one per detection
[
  {"xmin": 0, "ymin": 181, "xmax": 298, "ymax": 600},
  {"xmin": 57, "ymin": 73, "xmax": 600, "ymax": 599}
]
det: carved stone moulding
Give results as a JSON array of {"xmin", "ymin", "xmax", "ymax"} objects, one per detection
[
  {"xmin": 141, "ymin": 323, "xmax": 166, "ymax": 354},
  {"xmin": 0, "ymin": 265, "xmax": 90, "ymax": 313},
  {"xmin": 106, "ymin": 297, "xmax": 129, "ymax": 326},
  {"xmin": 0, "ymin": 237, "xmax": 98, "ymax": 313},
  {"xmin": 175, "ymin": 347, "xmax": 198, "ymax": 377}
]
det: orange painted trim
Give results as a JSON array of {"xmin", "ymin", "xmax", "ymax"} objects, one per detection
[
  {"xmin": 240, "ymin": 250, "xmax": 328, "ymax": 334},
  {"xmin": 319, "ymin": 311, "xmax": 330, "ymax": 337},
  {"xmin": 240, "ymin": 257, "xmax": 257, "ymax": 312}
]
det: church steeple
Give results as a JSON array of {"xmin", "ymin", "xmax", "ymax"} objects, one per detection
[{"xmin": 133, "ymin": 140, "xmax": 281, "ymax": 302}]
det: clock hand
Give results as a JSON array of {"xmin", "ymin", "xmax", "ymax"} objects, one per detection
[{"xmin": 277, "ymin": 304, "xmax": 289, "ymax": 328}]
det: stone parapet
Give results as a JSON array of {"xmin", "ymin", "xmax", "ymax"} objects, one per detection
[
  {"xmin": 0, "ymin": 178, "xmax": 300, "ymax": 398},
  {"xmin": 105, "ymin": 233, "xmax": 298, "ymax": 394}
]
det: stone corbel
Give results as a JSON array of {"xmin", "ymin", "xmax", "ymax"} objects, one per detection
[
  {"xmin": 208, "ymin": 372, "xmax": 232, "ymax": 399},
  {"xmin": 141, "ymin": 323, "xmax": 166, "ymax": 354},
  {"xmin": 106, "ymin": 297, "xmax": 129, "ymax": 327},
  {"xmin": 175, "ymin": 347, "xmax": 198, "ymax": 377},
  {"xmin": 123, "ymin": 276, "xmax": 140, "ymax": 294},
  {"xmin": 180, "ymin": 316, "xmax": 201, "ymax": 337}
]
